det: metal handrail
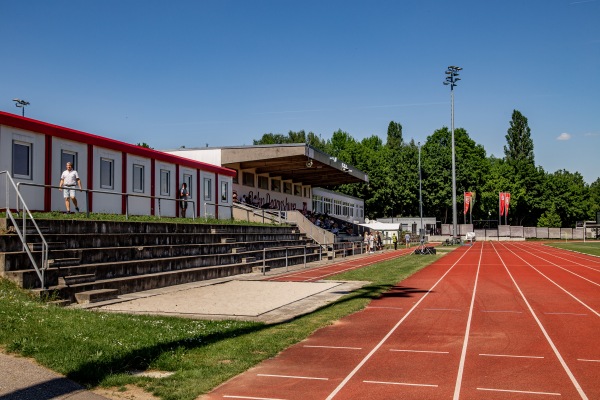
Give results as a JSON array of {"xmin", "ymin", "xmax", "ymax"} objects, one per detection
[
  {"xmin": 232, "ymin": 202, "xmax": 287, "ymax": 224},
  {"xmin": 1, "ymin": 171, "xmax": 48, "ymax": 289},
  {"xmin": 15, "ymin": 182, "xmax": 196, "ymax": 220}
]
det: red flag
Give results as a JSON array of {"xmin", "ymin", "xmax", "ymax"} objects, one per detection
[
  {"xmin": 464, "ymin": 192, "xmax": 472, "ymax": 215},
  {"xmin": 504, "ymin": 192, "xmax": 511, "ymax": 216},
  {"xmin": 499, "ymin": 192, "xmax": 505, "ymax": 216}
]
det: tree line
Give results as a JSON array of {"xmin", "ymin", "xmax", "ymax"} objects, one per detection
[{"xmin": 254, "ymin": 110, "xmax": 600, "ymax": 228}]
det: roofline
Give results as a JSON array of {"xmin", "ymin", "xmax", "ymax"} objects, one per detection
[{"xmin": 0, "ymin": 111, "xmax": 236, "ymax": 177}]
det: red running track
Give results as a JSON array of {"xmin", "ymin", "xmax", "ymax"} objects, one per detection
[{"xmin": 202, "ymin": 242, "xmax": 599, "ymax": 400}]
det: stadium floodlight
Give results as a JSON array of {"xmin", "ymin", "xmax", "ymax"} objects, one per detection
[
  {"xmin": 443, "ymin": 66, "xmax": 462, "ymax": 240},
  {"xmin": 13, "ymin": 98, "xmax": 30, "ymax": 117}
]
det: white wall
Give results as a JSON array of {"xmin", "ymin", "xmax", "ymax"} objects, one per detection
[
  {"xmin": 127, "ymin": 155, "xmax": 151, "ymax": 216},
  {"xmin": 0, "ymin": 125, "xmax": 46, "ymax": 210},
  {"xmin": 155, "ymin": 161, "xmax": 177, "ymax": 217},
  {"xmin": 92, "ymin": 147, "xmax": 123, "ymax": 214},
  {"xmin": 199, "ymin": 171, "xmax": 216, "ymax": 217},
  {"xmin": 167, "ymin": 149, "xmax": 222, "ymax": 166}
]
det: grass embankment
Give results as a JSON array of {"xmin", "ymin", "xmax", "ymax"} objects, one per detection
[
  {"xmin": 546, "ymin": 241, "xmax": 600, "ymax": 256},
  {"xmin": 0, "ymin": 253, "xmax": 440, "ymax": 400}
]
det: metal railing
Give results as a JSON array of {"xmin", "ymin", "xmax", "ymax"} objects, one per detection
[
  {"xmin": 1, "ymin": 171, "xmax": 49, "ymax": 289},
  {"xmin": 15, "ymin": 182, "xmax": 197, "ymax": 220},
  {"xmin": 232, "ymin": 202, "xmax": 288, "ymax": 224},
  {"xmin": 259, "ymin": 241, "xmax": 367, "ymax": 275}
]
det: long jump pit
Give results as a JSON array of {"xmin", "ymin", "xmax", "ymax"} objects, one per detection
[{"xmin": 88, "ymin": 280, "xmax": 367, "ymax": 324}]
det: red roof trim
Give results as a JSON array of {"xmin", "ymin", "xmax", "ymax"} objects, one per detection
[{"xmin": 0, "ymin": 111, "xmax": 236, "ymax": 177}]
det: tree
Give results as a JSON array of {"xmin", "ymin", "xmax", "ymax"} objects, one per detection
[
  {"xmin": 386, "ymin": 121, "xmax": 403, "ymax": 151},
  {"xmin": 537, "ymin": 204, "xmax": 562, "ymax": 228},
  {"xmin": 137, "ymin": 142, "xmax": 153, "ymax": 149},
  {"xmin": 504, "ymin": 110, "xmax": 534, "ymax": 165}
]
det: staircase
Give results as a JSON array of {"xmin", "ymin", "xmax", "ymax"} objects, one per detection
[{"xmin": 0, "ymin": 219, "xmax": 320, "ymax": 304}]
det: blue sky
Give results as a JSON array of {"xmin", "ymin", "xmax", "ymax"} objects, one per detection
[{"xmin": 2, "ymin": 0, "xmax": 599, "ymax": 183}]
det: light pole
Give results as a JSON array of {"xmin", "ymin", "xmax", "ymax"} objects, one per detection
[
  {"xmin": 418, "ymin": 141, "xmax": 423, "ymax": 243},
  {"xmin": 13, "ymin": 99, "xmax": 30, "ymax": 117},
  {"xmin": 444, "ymin": 66, "xmax": 462, "ymax": 240}
]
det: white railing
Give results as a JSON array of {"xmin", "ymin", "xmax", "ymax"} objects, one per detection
[{"xmin": 1, "ymin": 171, "xmax": 49, "ymax": 289}]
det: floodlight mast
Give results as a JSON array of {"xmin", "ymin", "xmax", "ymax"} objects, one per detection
[
  {"xmin": 13, "ymin": 98, "xmax": 30, "ymax": 117},
  {"xmin": 443, "ymin": 66, "xmax": 462, "ymax": 240}
]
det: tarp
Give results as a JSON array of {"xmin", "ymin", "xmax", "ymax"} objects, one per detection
[{"xmin": 358, "ymin": 221, "xmax": 400, "ymax": 231}]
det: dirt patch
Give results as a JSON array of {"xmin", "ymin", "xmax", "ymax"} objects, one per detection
[{"xmin": 93, "ymin": 385, "xmax": 160, "ymax": 400}]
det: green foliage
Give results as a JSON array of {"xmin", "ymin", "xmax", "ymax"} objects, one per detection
[
  {"xmin": 537, "ymin": 204, "xmax": 562, "ymax": 227},
  {"xmin": 504, "ymin": 109, "xmax": 535, "ymax": 165}
]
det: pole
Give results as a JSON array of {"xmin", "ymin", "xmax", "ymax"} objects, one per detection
[
  {"xmin": 451, "ymin": 85, "xmax": 457, "ymax": 239},
  {"xmin": 418, "ymin": 142, "xmax": 423, "ymax": 242}
]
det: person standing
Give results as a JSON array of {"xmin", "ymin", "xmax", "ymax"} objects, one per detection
[
  {"xmin": 392, "ymin": 233, "xmax": 398, "ymax": 250},
  {"xmin": 59, "ymin": 162, "xmax": 82, "ymax": 214},
  {"xmin": 405, "ymin": 232, "xmax": 411, "ymax": 248},
  {"xmin": 179, "ymin": 183, "xmax": 189, "ymax": 218},
  {"xmin": 368, "ymin": 232, "xmax": 375, "ymax": 254}
]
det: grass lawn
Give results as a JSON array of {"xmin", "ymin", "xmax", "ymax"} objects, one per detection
[
  {"xmin": 0, "ymin": 252, "xmax": 443, "ymax": 400},
  {"xmin": 546, "ymin": 240, "xmax": 600, "ymax": 256}
]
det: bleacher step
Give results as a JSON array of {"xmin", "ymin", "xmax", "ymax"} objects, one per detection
[
  {"xmin": 27, "ymin": 242, "xmax": 66, "ymax": 251},
  {"xmin": 58, "ymin": 273, "xmax": 96, "ymax": 286},
  {"xmin": 75, "ymin": 289, "xmax": 118, "ymax": 304},
  {"xmin": 252, "ymin": 265, "xmax": 271, "ymax": 273},
  {"xmin": 48, "ymin": 258, "xmax": 81, "ymax": 267},
  {"xmin": 231, "ymin": 247, "xmax": 247, "ymax": 254},
  {"xmin": 242, "ymin": 257, "xmax": 256, "ymax": 263},
  {"xmin": 221, "ymin": 238, "xmax": 236, "ymax": 244}
]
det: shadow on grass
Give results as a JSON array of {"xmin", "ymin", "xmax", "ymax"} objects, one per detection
[{"xmin": 64, "ymin": 282, "xmax": 430, "ymax": 386}]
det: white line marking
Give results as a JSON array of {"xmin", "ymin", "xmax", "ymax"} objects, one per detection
[
  {"xmin": 424, "ymin": 308, "xmax": 462, "ymax": 312},
  {"xmin": 257, "ymin": 373, "xmax": 328, "ymax": 381},
  {"xmin": 453, "ymin": 243, "xmax": 484, "ymax": 400},
  {"xmin": 578, "ymin": 359, "xmax": 600, "ymax": 362},
  {"xmin": 480, "ymin": 310, "xmax": 523, "ymax": 313},
  {"xmin": 364, "ymin": 380, "xmax": 438, "ymax": 387},
  {"xmin": 224, "ymin": 396, "xmax": 286, "ymax": 400},
  {"xmin": 479, "ymin": 353, "xmax": 544, "ymax": 359},
  {"xmin": 544, "ymin": 312, "xmax": 588, "ymax": 316},
  {"xmin": 325, "ymin": 246, "xmax": 475, "ymax": 400},
  {"xmin": 494, "ymin": 242, "xmax": 589, "ymax": 400},
  {"xmin": 390, "ymin": 349, "xmax": 449, "ymax": 354},
  {"xmin": 477, "ymin": 387, "xmax": 561, "ymax": 396},
  {"xmin": 367, "ymin": 306, "xmax": 403, "ymax": 310},
  {"xmin": 303, "ymin": 345, "xmax": 362, "ymax": 350}
]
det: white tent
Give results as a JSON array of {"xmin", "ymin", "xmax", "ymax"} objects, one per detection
[{"xmin": 358, "ymin": 221, "xmax": 400, "ymax": 231}]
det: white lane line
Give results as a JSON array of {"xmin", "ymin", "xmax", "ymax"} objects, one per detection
[
  {"xmin": 544, "ymin": 312, "xmax": 588, "ymax": 316},
  {"xmin": 364, "ymin": 380, "xmax": 438, "ymax": 387},
  {"xmin": 479, "ymin": 353, "xmax": 544, "ymax": 359},
  {"xmin": 477, "ymin": 387, "xmax": 561, "ymax": 396},
  {"xmin": 303, "ymin": 345, "xmax": 362, "ymax": 350},
  {"xmin": 257, "ymin": 373, "xmax": 328, "ymax": 381},
  {"xmin": 453, "ymin": 243, "xmax": 484, "ymax": 400},
  {"xmin": 480, "ymin": 310, "xmax": 522, "ymax": 313},
  {"xmin": 578, "ymin": 359, "xmax": 600, "ymax": 362},
  {"xmin": 390, "ymin": 349, "xmax": 449, "ymax": 354},
  {"xmin": 367, "ymin": 306, "xmax": 403, "ymax": 310},
  {"xmin": 424, "ymin": 308, "xmax": 462, "ymax": 312},
  {"xmin": 224, "ymin": 396, "xmax": 286, "ymax": 400},
  {"xmin": 494, "ymin": 242, "xmax": 589, "ymax": 400},
  {"xmin": 325, "ymin": 246, "xmax": 475, "ymax": 400}
]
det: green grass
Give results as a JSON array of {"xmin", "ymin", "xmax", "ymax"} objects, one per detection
[
  {"xmin": 1, "ymin": 211, "xmax": 280, "ymax": 226},
  {"xmin": 546, "ymin": 241, "xmax": 600, "ymax": 256},
  {"xmin": 0, "ymin": 252, "xmax": 442, "ymax": 400}
]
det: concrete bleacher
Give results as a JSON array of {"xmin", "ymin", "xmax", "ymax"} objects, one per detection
[{"xmin": 0, "ymin": 218, "xmax": 320, "ymax": 304}]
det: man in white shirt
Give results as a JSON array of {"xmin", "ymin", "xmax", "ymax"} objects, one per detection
[{"xmin": 59, "ymin": 162, "xmax": 82, "ymax": 214}]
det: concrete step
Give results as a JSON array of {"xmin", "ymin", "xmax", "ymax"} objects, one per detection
[
  {"xmin": 58, "ymin": 273, "xmax": 96, "ymax": 286},
  {"xmin": 221, "ymin": 238, "xmax": 236, "ymax": 244},
  {"xmin": 27, "ymin": 242, "xmax": 66, "ymax": 251},
  {"xmin": 242, "ymin": 257, "xmax": 256, "ymax": 263},
  {"xmin": 231, "ymin": 247, "xmax": 247, "ymax": 254},
  {"xmin": 75, "ymin": 289, "xmax": 119, "ymax": 304},
  {"xmin": 252, "ymin": 265, "xmax": 271, "ymax": 273},
  {"xmin": 48, "ymin": 258, "xmax": 81, "ymax": 267}
]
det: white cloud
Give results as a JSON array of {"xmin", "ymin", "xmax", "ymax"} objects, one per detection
[
  {"xmin": 584, "ymin": 132, "xmax": 600, "ymax": 137},
  {"xmin": 557, "ymin": 132, "xmax": 572, "ymax": 141}
]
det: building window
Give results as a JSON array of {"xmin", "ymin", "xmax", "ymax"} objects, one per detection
[
  {"xmin": 183, "ymin": 174, "xmax": 193, "ymax": 198},
  {"xmin": 61, "ymin": 150, "xmax": 77, "ymax": 173},
  {"xmin": 271, "ymin": 179, "xmax": 280, "ymax": 192},
  {"xmin": 100, "ymin": 158, "xmax": 114, "ymax": 189},
  {"xmin": 294, "ymin": 184, "xmax": 301, "ymax": 196},
  {"xmin": 12, "ymin": 141, "xmax": 32, "ymax": 179},
  {"xmin": 283, "ymin": 182, "xmax": 292, "ymax": 194},
  {"xmin": 242, "ymin": 172, "xmax": 255, "ymax": 187},
  {"xmin": 204, "ymin": 177, "xmax": 212, "ymax": 201},
  {"xmin": 133, "ymin": 164, "xmax": 144, "ymax": 193},
  {"xmin": 303, "ymin": 187, "xmax": 310, "ymax": 198},
  {"xmin": 160, "ymin": 169, "xmax": 170, "ymax": 196},
  {"xmin": 221, "ymin": 181, "xmax": 228, "ymax": 202},
  {"xmin": 232, "ymin": 169, "xmax": 238, "ymax": 184},
  {"xmin": 258, "ymin": 175, "xmax": 269, "ymax": 190}
]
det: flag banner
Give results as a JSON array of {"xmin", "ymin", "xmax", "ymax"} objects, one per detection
[
  {"xmin": 464, "ymin": 192, "xmax": 472, "ymax": 215},
  {"xmin": 505, "ymin": 192, "xmax": 511, "ymax": 216},
  {"xmin": 499, "ymin": 192, "xmax": 505, "ymax": 216}
]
